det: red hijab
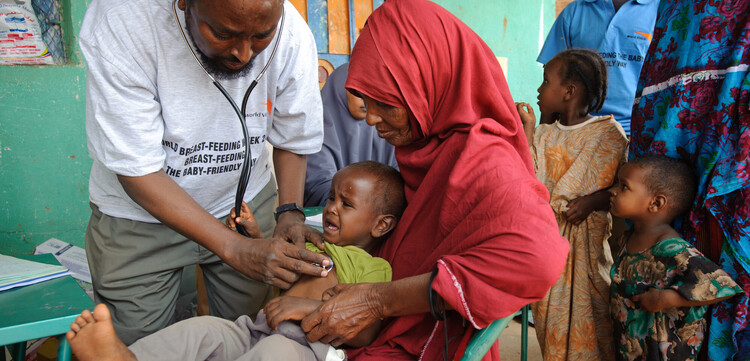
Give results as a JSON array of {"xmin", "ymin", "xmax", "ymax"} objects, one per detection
[{"xmin": 346, "ymin": 1, "xmax": 568, "ymax": 359}]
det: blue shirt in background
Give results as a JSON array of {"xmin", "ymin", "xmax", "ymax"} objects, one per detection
[{"xmin": 538, "ymin": 0, "xmax": 659, "ymax": 135}]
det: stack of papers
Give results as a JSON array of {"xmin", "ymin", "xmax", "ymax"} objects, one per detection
[
  {"xmin": 0, "ymin": 254, "xmax": 70, "ymax": 291},
  {"xmin": 34, "ymin": 238, "xmax": 92, "ymax": 283}
]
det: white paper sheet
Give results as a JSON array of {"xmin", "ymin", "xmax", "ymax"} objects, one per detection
[{"xmin": 34, "ymin": 238, "xmax": 92, "ymax": 283}]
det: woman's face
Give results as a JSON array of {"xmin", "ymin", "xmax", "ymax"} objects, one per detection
[
  {"xmin": 361, "ymin": 94, "xmax": 413, "ymax": 146},
  {"xmin": 345, "ymin": 90, "xmax": 367, "ymax": 120}
]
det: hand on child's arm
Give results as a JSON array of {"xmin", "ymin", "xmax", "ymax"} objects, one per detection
[
  {"xmin": 565, "ymin": 190, "xmax": 611, "ymax": 224},
  {"xmin": 515, "ymin": 102, "xmax": 536, "ymax": 145},
  {"xmin": 226, "ymin": 202, "xmax": 263, "ymax": 238},
  {"xmin": 265, "ymin": 296, "xmax": 323, "ymax": 330}
]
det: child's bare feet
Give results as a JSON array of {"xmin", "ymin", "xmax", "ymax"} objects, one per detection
[{"xmin": 66, "ymin": 304, "xmax": 137, "ymax": 361}]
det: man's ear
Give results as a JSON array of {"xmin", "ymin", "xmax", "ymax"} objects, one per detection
[
  {"xmin": 649, "ymin": 194, "xmax": 668, "ymax": 213},
  {"xmin": 177, "ymin": 0, "xmax": 187, "ymax": 11},
  {"xmin": 371, "ymin": 215, "xmax": 397, "ymax": 238}
]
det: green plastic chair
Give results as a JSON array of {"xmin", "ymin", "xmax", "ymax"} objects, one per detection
[{"xmin": 459, "ymin": 305, "xmax": 530, "ymax": 361}]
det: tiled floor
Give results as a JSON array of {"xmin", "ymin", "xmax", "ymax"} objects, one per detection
[{"xmin": 497, "ymin": 319, "xmax": 543, "ymax": 361}]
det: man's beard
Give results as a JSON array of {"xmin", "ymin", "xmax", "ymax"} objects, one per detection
[{"xmin": 184, "ymin": 9, "xmax": 255, "ymax": 80}]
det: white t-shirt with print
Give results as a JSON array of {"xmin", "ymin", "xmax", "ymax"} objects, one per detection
[{"xmin": 79, "ymin": 0, "xmax": 323, "ymax": 222}]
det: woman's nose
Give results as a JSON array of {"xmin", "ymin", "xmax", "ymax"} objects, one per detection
[{"xmin": 365, "ymin": 112, "xmax": 380, "ymax": 126}]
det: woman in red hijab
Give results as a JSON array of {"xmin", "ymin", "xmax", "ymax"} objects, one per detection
[{"xmin": 300, "ymin": 0, "xmax": 569, "ymax": 359}]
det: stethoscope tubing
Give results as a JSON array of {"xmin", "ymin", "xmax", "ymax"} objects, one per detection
[{"xmin": 172, "ymin": 0, "xmax": 285, "ymax": 236}]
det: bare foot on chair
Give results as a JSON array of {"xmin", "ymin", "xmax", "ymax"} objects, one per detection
[{"xmin": 66, "ymin": 304, "xmax": 137, "ymax": 361}]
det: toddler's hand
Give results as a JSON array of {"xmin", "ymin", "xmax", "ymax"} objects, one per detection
[
  {"xmin": 265, "ymin": 296, "xmax": 322, "ymax": 330},
  {"xmin": 226, "ymin": 201, "xmax": 263, "ymax": 238},
  {"xmin": 515, "ymin": 102, "xmax": 536, "ymax": 127}
]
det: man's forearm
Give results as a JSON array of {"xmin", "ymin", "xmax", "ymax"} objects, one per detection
[
  {"xmin": 273, "ymin": 148, "xmax": 307, "ymax": 206},
  {"xmin": 118, "ymin": 170, "xmax": 239, "ymax": 259}
]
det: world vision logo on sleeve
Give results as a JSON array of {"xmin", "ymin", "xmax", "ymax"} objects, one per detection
[
  {"xmin": 265, "ymin": 99, "xmax": 273, "ymax": 115},
  {"xmin": 634, "ymin": 31, "xmax": 653, "ymax": 42}
]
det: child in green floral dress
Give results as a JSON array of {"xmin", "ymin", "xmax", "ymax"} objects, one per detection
[{"xmin": 608, "ymin": 155, "xmax": 743, "ymax": 361}]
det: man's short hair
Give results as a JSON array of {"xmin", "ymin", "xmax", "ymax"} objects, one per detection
[{"xmin": 629, "ymin": 155, "xmax": 697, "ymax": 219}]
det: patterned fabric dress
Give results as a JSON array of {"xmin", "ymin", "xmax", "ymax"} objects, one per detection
[
  {"xmin": 530, "ymin": 115, "xmax": 628, "ymax": 360},
  {"xmin": 611, "ymin": 237, "xmax": 743, "ymax": 361},
  {"xmin": 630, "ymin": 0, "xmax": 750, "ymax": 359}
]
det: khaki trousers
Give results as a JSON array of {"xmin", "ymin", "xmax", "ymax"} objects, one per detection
[{"xmin": 85, "ymin": 179, "xmax": 276, "ymax": 345}]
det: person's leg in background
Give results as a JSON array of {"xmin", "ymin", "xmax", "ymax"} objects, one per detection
[
  {"xmin": 85, "ymin": 203, "xmax": 203, "ymax": 345},
  {"xmin": 195, "ymin": 265, "xmax": 210, "ymax": 316}
]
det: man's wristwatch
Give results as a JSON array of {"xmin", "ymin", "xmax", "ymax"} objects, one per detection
[{"xmin": 274, "ymin": 203, "xmax": 305, "ymax": 221}]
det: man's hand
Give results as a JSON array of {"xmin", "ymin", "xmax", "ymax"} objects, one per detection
[
  {"xmin": 274, "ymin": 211, "xmax": 325, "ymax": 250},
  {"xmin": 224, "ymin": 236, "xmax": 330, "ymax": 289},
  {"xmin": 265, "ymin": 296, "xmax": 322, "ymax": 330}
]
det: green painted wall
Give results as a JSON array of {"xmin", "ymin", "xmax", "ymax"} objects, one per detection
[
  {"xmin": 433, "ymin": 0, "xmax": 554, "ymax": 116},
  {"xmin": 1, "ymin": 0, "xmax": 91, "ymax": 256},
  {"xmin": 0, "ymin": 0, "xmax": 555, "ymax": 257}
]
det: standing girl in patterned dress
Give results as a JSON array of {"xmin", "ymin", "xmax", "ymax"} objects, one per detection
[{"xmin": 516, "ymin": 48, "xmax": 628, "ymax": 361}]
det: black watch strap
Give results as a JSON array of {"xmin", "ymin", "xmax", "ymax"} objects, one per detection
[{"xmin": 274, "ymin": 203, "xmax": 305, "ymax": 221}]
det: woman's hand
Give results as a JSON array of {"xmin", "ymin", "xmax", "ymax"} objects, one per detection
[
  {"xmin": 265, "ymin": 296, "xmax": 322, "ymax": 330},
  {"xmin": 301, "ymin": 283, "xmax": 384, "ymax": 347}
]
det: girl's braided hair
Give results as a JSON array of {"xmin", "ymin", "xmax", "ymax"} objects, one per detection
[{"xmin": 552, "ymin": 48, "xmax": 608, "ymax": 114}]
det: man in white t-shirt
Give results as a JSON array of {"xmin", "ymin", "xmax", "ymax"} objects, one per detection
[{"xmin": 79, "ymin": 0, "xmax": 327, "ymax": 344}]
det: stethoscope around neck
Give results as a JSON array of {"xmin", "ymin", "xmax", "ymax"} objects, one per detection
[{"xmin": 172, "ymin": 0, "xmax": 285, "ymax": 237}]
